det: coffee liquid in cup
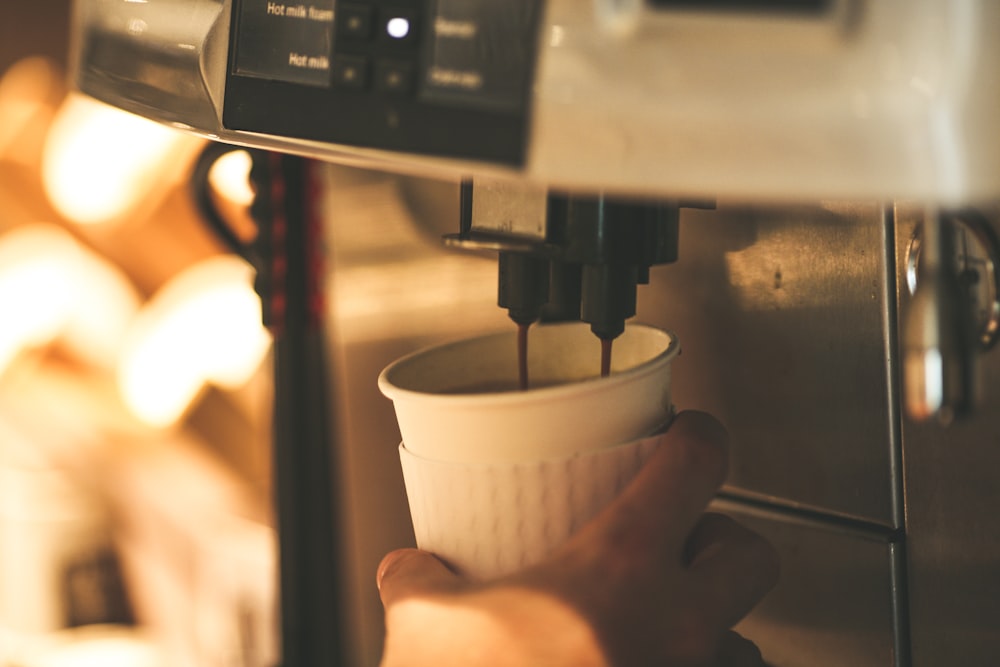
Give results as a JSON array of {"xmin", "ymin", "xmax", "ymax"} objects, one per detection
[{"xmin": 443, "ymin": 378, "xmax": 567, "ymax": 394}]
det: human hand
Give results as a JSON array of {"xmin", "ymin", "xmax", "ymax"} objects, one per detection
[{"xmin": 377, "ymin": 411, "xmax": 779, "ymax": 667}]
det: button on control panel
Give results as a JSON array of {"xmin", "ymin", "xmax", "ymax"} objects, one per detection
[
  {"xmin": 232, "ymin": 0, "xmax": 426, "ymax": 94},
  {"xmin": 374, "ymin": 60, "xmax": 414, "ymax": 94},
  {"xmin": 337, "ymin": 3, "xmax": 373, "ymax": 40},
  {"xmin": 226, "ymin": 0, "xmax": 542, "ymax": 165},
  {"xmin": 330, "ymin": 55, "xmax": 368, "ymax": 88},
  {"xmin": 330, "ymin": 2, "xmax": 421, "ymax": 94}
]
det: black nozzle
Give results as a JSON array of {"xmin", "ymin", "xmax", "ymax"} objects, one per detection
[
  {"xmin": 498, "ymin": 252, "xmax": 550, "ymax": 325},
  {"xmin": 639, "ymin": 204, "xmax": 680, "ymax": 275},
  {"xmin": 455, "ymin": 183, "xmax": 685, "ymax": 337},
  {"xmin": 581, "ymin": 263, "xmax": 639, "ymax": 340}
]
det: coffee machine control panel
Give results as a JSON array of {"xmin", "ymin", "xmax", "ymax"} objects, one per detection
[
  {"xmin": 72, "ymin": 0, "xmax": 1000, "ymax": 200},
  {"xmin": 225, "ymin": 0, "xmax": 541, "ymax": 165}
]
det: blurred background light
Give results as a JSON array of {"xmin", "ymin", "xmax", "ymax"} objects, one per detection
[
  {"xmin": 29, "ymin": 627, "xmax": 162, "ymax": 667},
  {"xmin": 207, "ymin": 149, "xmax": 255, "ymax": 207},
  {"xmin": 0, "ymin": 5, "xmax": 280, "ymax": 663},
  {"xmin": 118, "ymin": 255, "xmax": 271, "ymax": 428},
  {"xmin": 0, "ymin": 224, "xmax": 141, "ymax": 376},
  {"xmin": 0, "ymin": 57, "xmax": 62, "ymax": 165},
  {"xmin": 41, "ymin": 94, "xmax": 200, "ymax": 226}
]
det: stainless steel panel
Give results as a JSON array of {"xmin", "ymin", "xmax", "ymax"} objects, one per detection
[
  {"xmin": 72, "ymin": 0, "xmax": 228, "ymax": 128},
  {"xmin": 895, "ymin": 205, "xmax": 1000, "ymax": 667},
  {"xmin": 638, "ymin": 202, "xmax": 896, "ymax": 524},
  {"xmin": 320, "ymin": 172, "xmax": 905, "ymax": 664},
  {"xmin": 716, "ymin": 499, "xmax": 897, "ymax": 667},
  {"xmin": 320, "ymin": 167, "xmax": 510, "ymax": 666}
]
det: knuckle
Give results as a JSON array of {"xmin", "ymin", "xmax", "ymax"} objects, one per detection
[
  {"xmin": 590, "ymin": 540, "xmax": 653, "ymax": 593},
  {"xmin": 677, "ymin": 412, "xmax": 730, "ymax": 480},
  {"xmin": 666, "ymin": 605, "xmax": 720, "ymax": 665},
  {"xmin": 730, "ymin": 523, "xmax": 780, "ymax": 587},
  {"xmin": 679, "ymin": 435, "xmax": 729, "ymax": 484},
  {"xmin": 752, "ymin": 535, "xmax": 781, "ymax": 589}
]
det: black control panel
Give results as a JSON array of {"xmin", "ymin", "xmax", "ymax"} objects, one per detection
[{"xmin": 224, "ymin": 0, "xmax": 541, "ymax": 165}]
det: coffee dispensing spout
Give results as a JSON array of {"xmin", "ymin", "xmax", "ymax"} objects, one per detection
[
  {"xmin": 446, "ymin": 178, "xmax": 696, "ymax": 340},
  {"xmin": 903, "ymin": 212, "xmax": 975, "ymax": 424},
  {"xmin": 902, "ymin": 209, "xmax": 1000, "ymax": 424}
]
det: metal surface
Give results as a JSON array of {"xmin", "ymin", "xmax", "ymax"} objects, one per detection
[
  {"xmin": 72, "ymin": 0, "xmax": 230, "ymax": 130},
  {"xmin": 905, "ymin": 212, "xmax": 1000, "ymax": 350},
  {"xmin": 318, "ymin": 176, "xmax": 1000, "ymax": 667},
  {"xmin": 901, "ymin": 212, "xmax": 977, "ymax": 424},
  {"xmin": 716, "ymin": 499, "xmax": 898, "ymax": 667},
  {"xmin": 467, "ymin": 176, "xmax": 549, "ymax": 240},
  {"xmin": 318, "ymin": 167, "xmax": 508, "ymax": 667},
  {"xmin": 262, "ymin": 155, "xmax": 347, "ymax": 667},
  {"xmin": 314, "ymin": 179, "xmax": 909, "ymax": 665},
  {"xmin": 636, "ymin": 201, "xmax": 896, "ymax": 524},
  {"xmin": 895, "ymin": 205, "xmax": 1000, "ymax": 667}
]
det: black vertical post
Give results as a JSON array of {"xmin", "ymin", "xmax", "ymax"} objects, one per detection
[{"xmin": 255, "ymin": 152, "xmax": 344, "ymax": 667}]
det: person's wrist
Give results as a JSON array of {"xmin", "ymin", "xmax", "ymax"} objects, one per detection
[
  {"xmin": 380, "ymin": 587, "xmax": 607, "ymax": 667},
  {"xmin": 475, "ymin": 588, "xmax": 607, "ymax": 667}
]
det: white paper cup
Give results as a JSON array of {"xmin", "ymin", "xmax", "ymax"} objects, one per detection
[
  {"xmin": 379, "ymin": 322, "xmax": 679, "ymax": 463},
  {"xmin": 378, "ymin": 322, "xmax": 680, "ymax": 579}
]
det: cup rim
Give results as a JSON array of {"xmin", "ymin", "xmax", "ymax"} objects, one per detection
[{"xmin": 377, "ymin": 321, "xmax": 679, "ymax": 407}]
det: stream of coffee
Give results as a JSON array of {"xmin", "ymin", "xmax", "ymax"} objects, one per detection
[
  {"xmin": 601, "ymin": 338, "xmax": 613, "ymax": 378},
  {"xmin": 517, "ymin": 323, "xmax": 530, "ymax": 390}
]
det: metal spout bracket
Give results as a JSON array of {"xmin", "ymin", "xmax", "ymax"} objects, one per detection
[
  {"xmin": 444, "ymin": 178, "xmax": 560, "ymax": 255},
  {"xmin": 906, "ymin": 211, "xmax": 1000, "ymax": 350},
  {"xmin": 447, "ymin": 177, "xmax": 685, "ymax": 339},
  {"xmin": 902, "ymin": 210, "xmax": 1000, "ymax": 425}
]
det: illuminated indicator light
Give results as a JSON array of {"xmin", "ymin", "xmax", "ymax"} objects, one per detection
[{"xmin": 387, "ymin": 17, "xmax": 410, "ymax": 39}]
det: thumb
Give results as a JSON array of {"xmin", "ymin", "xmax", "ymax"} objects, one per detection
[
  {"xmin": 377, "ymin": 548, "xmax": 463, "ymax": 608},
  {"xmin": 585, "ymin": 410, "xmax": 729, "ymax": 553}
]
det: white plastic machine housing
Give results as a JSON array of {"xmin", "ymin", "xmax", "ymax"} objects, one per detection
[{"xmin": 71, "ymin": 0, "xmax": 1000, "ymax": 203}]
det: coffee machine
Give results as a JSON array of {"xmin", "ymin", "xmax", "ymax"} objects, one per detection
[{"xmin": 70, "ymin": 1, "xmax": 1000, "ymax": 665}]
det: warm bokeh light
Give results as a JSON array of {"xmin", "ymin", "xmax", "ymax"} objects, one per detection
[
  {"xmin": 0, "ymin": 57, "xmax": 62, "ymax": 165},
  {"xmin": 62, "ymin": 240, "xmax": 147, "ymax": 371},
  {"xmin": 207, "ymin": 149, "xmax": 255, "ymax": 207},
  {"xmin": 118, "ymin": 255, "xmax": 271, "ymax": 428},
  {"xmin": 41, "ymin": 93, "xmax": 200, "ymax": 225},
  {"xmin": 0, "ymin": 226, "xmax": 75, "ymax": 373},
  {"xmin": 0, "ymin": 224, "xmax": 141, "ymax": 375},
  {"xmin": 29, "ymin": 628, "xmax": 162, "ymax": 667}
]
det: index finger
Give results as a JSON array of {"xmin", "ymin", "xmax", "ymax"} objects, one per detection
[
  {"xmin": 687, "ymin": 513, "xmax": 780, "ymax": 629},
  {"xmin": 587, "ymin": 411, "xmax": 730, "ymax": 555}
]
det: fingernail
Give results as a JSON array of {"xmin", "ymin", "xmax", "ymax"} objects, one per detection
[
  {"xmin": 376, "ymin": 551, "xmax": 403, "ymax": 591},
  {"xmin": 675, "ymin": 410, "xmax": 728, "ymax": 440}
]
